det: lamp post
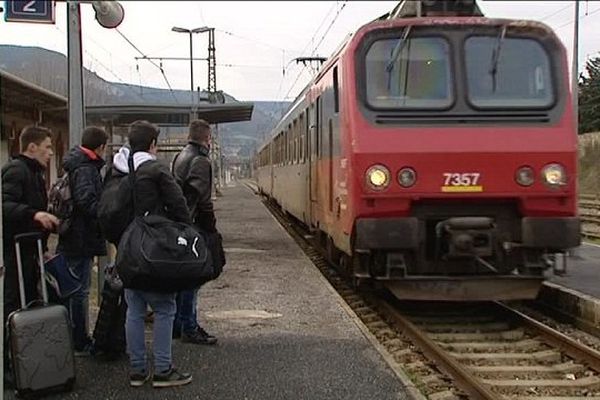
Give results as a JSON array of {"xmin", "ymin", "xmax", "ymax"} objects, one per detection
[{"xmin": 171, "ymin": 26, "xmax": 211, "ymax": 108}]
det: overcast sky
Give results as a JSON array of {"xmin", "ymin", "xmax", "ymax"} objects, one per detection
[{"xmin": 0, "ymin": 1, "xmax": 598, "ymax": 101}]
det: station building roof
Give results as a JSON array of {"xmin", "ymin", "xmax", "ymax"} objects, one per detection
[
  {"xmin": 0, "ymin": 69, "xmax": 67, "ymax": 122},
  {"xmin": 86, "ymin": 102, "xmax": 254, "ymax": 127}
]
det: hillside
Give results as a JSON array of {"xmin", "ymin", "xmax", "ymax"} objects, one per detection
[{"xmin": 0, "ymin": 45, "xmax": 290, "ymax": 158}]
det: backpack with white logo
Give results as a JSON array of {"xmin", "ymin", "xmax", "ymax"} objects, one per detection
[{"xmin": 48, "ymin": 173, "xmax": 74, "ymax": 235}]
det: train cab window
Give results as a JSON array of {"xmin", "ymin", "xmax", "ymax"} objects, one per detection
[
  {"xmin": 465, "ymin": 36, "xmax": 554, "ymax": 108},
  {"xmin": 365, "ymin": 37, "xmax": 452, "ymax": 109}
]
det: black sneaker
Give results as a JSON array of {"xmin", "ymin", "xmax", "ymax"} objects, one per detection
[
  {"xmin": 129, "ymin": 371, "xmax": 150, "ymax": 387},
  {"xmin": 181, "ymin": 327, "xmax": 217, "ymax": 345},
  {"xmin": 172, "ymin": 326, "xmax": 181, "ymax": 340},
  {"xmin": 152, "ymin": 368, "xmax": 192, "ymax": 388}
]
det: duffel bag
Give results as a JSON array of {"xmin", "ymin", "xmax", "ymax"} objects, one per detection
[{"xmin": 116, "ymin": 214, "xmax": 214, "ymax": 293}]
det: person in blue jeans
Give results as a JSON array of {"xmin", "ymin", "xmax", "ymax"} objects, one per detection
[
  {"xmin": 173, "ymin": 290, "xmax": 216, "ymax": 344},
  {"xmin": 57, "ymin": 127, "xmax": 108, "ymax": 355},
  {"xmin": 171, "ymin": 119, "xmax": 219, "ymax": 345},
  {"xmin": 108, "ymin": 121, "xmax": 192, "ymax": 387}
]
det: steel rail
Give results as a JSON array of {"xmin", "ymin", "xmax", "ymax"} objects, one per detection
[
  {"xmin": 370, "ymin": 296, "xmax": 502, "ymax": 400},
  {"xmin": 496, "ymin": 302, "xmax": 600, "ymax": 372}
]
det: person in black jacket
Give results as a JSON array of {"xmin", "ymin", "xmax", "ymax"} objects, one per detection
[
  {"xmin": 171, "ymin": 119, "xmax": 218, "ymax": 345},
  {"xmin": 57, "ymin": 126, "xmax": 108, "ymax": 355},
  {"xmin": 112, "ymin": 120, "xmax": 193, "ymax": 388},
  {"xmin": 2, "ymin": 125, "xmax": 59, "ymax": 385}
]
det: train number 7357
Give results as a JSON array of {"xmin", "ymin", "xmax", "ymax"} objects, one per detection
[{"xmin": 443, "ymin": 173, "xmax": 480, "ymax": 186}]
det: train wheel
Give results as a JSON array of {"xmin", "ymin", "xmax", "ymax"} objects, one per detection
[{"xmin": 326, "ymin": 236, "xmax": 341, "ymax": 266}]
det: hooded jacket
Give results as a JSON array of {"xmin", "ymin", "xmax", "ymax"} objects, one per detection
[
  {"xmin": 57, "ymin": 146, "xmax": 107, "ymax": 257},
  {"xmin": 108, "ymin": 146, "xmax": 191, "ymax": 225}
]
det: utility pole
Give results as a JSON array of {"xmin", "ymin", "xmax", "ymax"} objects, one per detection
[
  {"xmin": 67, "ymin": 1, "xmax": 84, "ymax": 147},
  {"xmin": 68, "ymin": 1, "xmax": 124, "ymax": 147},
  {"xmin": 572, "ymin": 0, "xmax": 580, "ymax": 134},
  {"xmin": 205, "ymin": 28, "xmax": 223, "ymax": 196}
]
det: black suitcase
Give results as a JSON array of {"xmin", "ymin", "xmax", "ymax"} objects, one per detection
[
  {"xmin": 7, "ymin": 233, "xmax": 76, "ymax": 397},
  {"xmin": 92, "ymin": 264, "xmax": 126, "ymax": 360}
]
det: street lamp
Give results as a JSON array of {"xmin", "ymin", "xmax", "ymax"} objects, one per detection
[{"xmin": 172, "ymin": 26, "xmax": 211, "ymax": 106}]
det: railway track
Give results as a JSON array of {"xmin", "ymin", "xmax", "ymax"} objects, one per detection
[
  {"xmin": 579, "ymin": 195, "xmax": 600, "ymax": 240},
  {"xmin": 254, "ymin": 186, "xmax": 600, "ymax": 399}
]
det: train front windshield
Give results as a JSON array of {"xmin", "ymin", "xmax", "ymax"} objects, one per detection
[
  {"xmin": 365, "ymin": 36, "xmax": 453, "ymax": 109},
  {"xmin": 465, "ymin": 36, "xmax": 554, "ymax": 108},
  {"xmin": 364, "ymin": 29, "xmax": 555, "ymax": 111}
]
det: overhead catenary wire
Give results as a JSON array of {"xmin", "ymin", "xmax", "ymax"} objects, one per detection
[
  {"xmin": 555, "ymin": 6, "xmax": 600, "ymax": 30},
  {"xmin": 115, "ymin": 28, "xmax": 179, "ymax": 104},
  {"xmin": 51, "ymin": 24, "xmax": 146, "ymax": 102},
  {"xmin": 310, "ymin": 0, "xmax": 349, "ymax": 56},
  {"xmin": 273, "ymin": 1, "xmax": 340, "ymax": 105}
]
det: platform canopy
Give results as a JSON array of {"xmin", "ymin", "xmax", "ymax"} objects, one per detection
[
  {"xmin": 0, "ymin": 69, "xmax": 67, "ymax": 123},
  {"xmin": 86, "ymin": 102, "xmax": 254, "ymax": 127}
]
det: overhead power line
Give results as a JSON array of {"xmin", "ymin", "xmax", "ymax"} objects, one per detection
[{"xmin": 115, "ymin": 28, "xmax": 179, "ymax": 103}]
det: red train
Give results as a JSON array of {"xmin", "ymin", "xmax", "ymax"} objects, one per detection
[{"xmin": 256, "ymin": 0, "xmax": 580, "ymax": 301}]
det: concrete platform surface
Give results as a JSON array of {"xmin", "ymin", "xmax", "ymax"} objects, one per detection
[
  {"xmin": 551, "ymin": 242, "xmax": 600, "ymax": 299},
  {"xmin": 4, "ymin": 183, "xmax": 410, "ymax": 400}
]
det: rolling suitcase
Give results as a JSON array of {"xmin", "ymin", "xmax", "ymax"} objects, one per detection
[{"xmin": 7, "ymin": 232, "xmax": 76, "ymax": 398}]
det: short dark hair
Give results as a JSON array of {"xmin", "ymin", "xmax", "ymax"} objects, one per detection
[
  {"xmin": 188, "ymin": 119, "xmax": 211, "ymax": 142},
  {"xmin": 128, "ymin": 120, "xmax": 159, "ymax": 153},
  {"xmin": 81, "ymin": 126, "xmax": 108, "ymax": 151},
  {"xmin": 20, "ymin": 125, "xmax": 52, "ymax": 153}
]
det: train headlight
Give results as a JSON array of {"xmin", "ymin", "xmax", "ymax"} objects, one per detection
[
  {"xmin": 541, "ymin": 163, "xmax": 566, "ymax": 187},
  {"xmin": 366, "ymin": 165, "xmax": 390, "ymax": 190},
  {"xmin": 515, "ymin": 166, "xmax": 534, "ymax": 187},
  {"xmin": 397, "ymin": 167, "xmax": 417, "ymax": 188}
]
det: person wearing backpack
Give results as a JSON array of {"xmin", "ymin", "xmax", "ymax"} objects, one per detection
[
  {"xmin": 56, "ymin": 126, "xmax": 108, "ymax": 356},
  {"xmin": 2, "ymin": 125, "xmax": 59, "ymax": 386},
  {"xmin": 108, "ymin": 120, "xmax": 193, "ymax": 388},
  {"xmin": 171, "ymin": 119, "xmax": 220, "ymax": 345}
]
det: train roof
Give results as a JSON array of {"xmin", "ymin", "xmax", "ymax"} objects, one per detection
[{"xmin": 257, "ymin": 4, "xmax": 560, "ymax": 154}]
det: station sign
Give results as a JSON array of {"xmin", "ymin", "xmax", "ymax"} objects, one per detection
[{"xmin": 4, "ymin": 1, "xmax": 55, "ymax": 24}]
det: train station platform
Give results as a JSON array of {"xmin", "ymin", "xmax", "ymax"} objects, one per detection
[
  {"xmin": 535, "ymin": 243, "xmax": 600, "ymax": 335},
  {"xmin": 4, "ymin": 182, "xmax": 412, "ymax": 399}
]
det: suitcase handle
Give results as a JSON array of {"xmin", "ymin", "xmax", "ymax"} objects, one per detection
[
  {"xmin": 14, "ymin": 232, "xmax": 43, "ymax": 243},
  {"xmin": 14, "ymin": 232, "xmax": 48, "ymax": 308}
]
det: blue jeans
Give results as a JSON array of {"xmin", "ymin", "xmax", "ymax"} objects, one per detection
[
  {"xmin": 174, "ymin": 289, "xmax": 198, "ymax": 335},
  {"xmin": 124, "ymin": 289, "xmax": 176, "ymax": 374},
  {"xmin": 66, "ymin": 257, "xmax": 92, "ymax": 350}
]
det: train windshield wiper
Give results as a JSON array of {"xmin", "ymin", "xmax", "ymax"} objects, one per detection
[
  {"xmin": 386, "ymin": 25, "xmax": 412, "ymax": 89},
  {"xmin": 489, "ymin": 25, "xmax": 507, "ymax": 92}
]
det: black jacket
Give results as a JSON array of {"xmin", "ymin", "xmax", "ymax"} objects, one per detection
[
  {"xmin": 57, "ymin": 146, "xmax": 107, "ymax": 257},
  {"xmin": 109, "ymin": 151, "xmax": 192, "ymax": 225},
  {"xmin": 172, "ymin": 141, "xmax": 216, "ymax": 232},
  {"xmin": 2, "ymin": 155, "xmax": 50, "ymax": 246}
]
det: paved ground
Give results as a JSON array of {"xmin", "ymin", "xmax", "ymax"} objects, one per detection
[
  {"xmin": 550, "ymin": 242, "xmax": 600, "ymax": 298},
  {"xmin": 4, "ymin": 182, "xmax": 409, "ymax": 400}
]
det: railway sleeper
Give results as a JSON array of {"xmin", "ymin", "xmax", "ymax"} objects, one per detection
[
  {"xmin": 437, "ymin": 338, "xmax": 543, "ymax": 352},
  {"xmin": 449, "ymin": 349, "xmax": 562, "ymax": 364},
  {"xmin": 492, "ymin": 381, "xmax": 600, "ymax": 398},
  {"xmin": 472, "ymin": 362, "xmax": 587, "ymax": 380},
  {"xmin": 486, "ymin": 375, "xmax": 600, "ymax": 387},
  {"xmin": 429, "ymin": 329, "xmax": 526, "ymax": 342},
  {"xmin": 417, "ymin": 321, "xmax": 512, "ymax": 333}
]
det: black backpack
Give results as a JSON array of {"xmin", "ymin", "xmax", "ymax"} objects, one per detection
[
  {"xmin": 48, "ymin": 173, "xmax": 74, "ymax": 235},
  {"xmin": 97, "ymin": 169, "xmax": 134, "ymax": 245}
]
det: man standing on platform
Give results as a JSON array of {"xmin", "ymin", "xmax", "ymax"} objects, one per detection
[
  {"xmin": 57, "ymin": 126, "xmax": 108, "ymax": 355},
  {"xmin": 171, "ymin": 119, "xmax": 218, "ymax": 345}
]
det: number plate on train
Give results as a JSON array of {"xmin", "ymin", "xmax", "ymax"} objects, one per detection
[{"xmin": 441, "ymin": 173, "xmax": 483, "ymax": 192}]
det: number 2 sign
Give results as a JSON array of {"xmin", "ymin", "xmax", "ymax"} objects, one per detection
[{"xmin": 4, "ymin": 1, "xmax": 55, "ymax": 24}]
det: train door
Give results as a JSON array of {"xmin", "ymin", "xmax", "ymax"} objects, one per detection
[
  {"xmin": 328, "ymin": 119, "xmax": 333, "ymax": 214},
  {"xmin": 269, "ymin": 143, "xmax": 274, "ymax": 196},
  {"xmin": 309, "ymin": 98, "xmax": 321, "ymax": 227}
]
